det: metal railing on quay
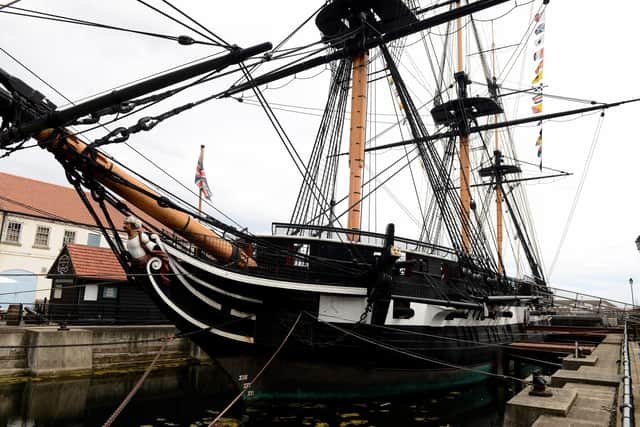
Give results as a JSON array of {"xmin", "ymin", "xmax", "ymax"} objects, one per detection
[{"xmin": 622, "ymin": 321, "xmax": 634, "ymax": 427}]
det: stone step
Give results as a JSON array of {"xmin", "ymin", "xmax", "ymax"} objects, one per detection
[
  {"xmin": 532, "ymin": 415, "xmax": 604, "ymax": 427},
  {"xmin": 503, "ymin": 387, "xmax": 577, "ymax": 427},
  {"xmin": 92, "ymin": 343, "xmax": 185, "ymax": 354},
  {"xmin": 93, "ymin": 351, "xmax": 187, "ymax": 365},
  {"xmin": 93, "ymin": 355, "xmax": 191, "ymax": 368},
  {"xmin": 0, "ymin": 352, "xmax": 26, "ymax": 362},
  {"xmin": 0, "ymin": 359, "xmax": 26, "ymax": 369},
  {"xmin": 0, "ymin": 368, "xmax": 28, "ymax": 377},
  {"xmin": 566, "ymin": 403, "xmax": 614, "ymax": 426},
  {"xmin": 550, "ymin": 369, "xmax": 621, "ymax": 387},
  {"xmin": 561, "ymin": 384, "xmax": 616, "ymax": 400},
  {"xmin": 562, "ymin": 355, "xmax": 598, "ymax": 370}
]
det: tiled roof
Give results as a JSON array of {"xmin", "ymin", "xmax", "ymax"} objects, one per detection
[
  {"xmin": 65, "ymin": 244, "xmax": 127, "ymax": 281},
  {"xmin": 0, "ymin": 172, "xmax": 162, "ymax": 230}
]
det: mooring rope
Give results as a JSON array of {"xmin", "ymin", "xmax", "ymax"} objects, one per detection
[
  {"xmin": 206, "ymin": 312, "xmax": 303, "ymax": 427},
  {"xmin": 101, "ymin": 336, "xmax": 174, "ymax": 427}
]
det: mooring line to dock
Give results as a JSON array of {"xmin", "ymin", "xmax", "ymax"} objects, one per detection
[
  {"xmin": 101, "ymin": 336, "xmax": 174, "ymax": 427},
  {"xmin": 501, "ymin": 352, "xmax": 562, "ymax": 368},
  {"xmin": 206, "ymin": 312, "xmax": 303, "ymax": 427},
  {"xmin": 306, "ymin": 312, "xmax": 527, "ymax": 384}
]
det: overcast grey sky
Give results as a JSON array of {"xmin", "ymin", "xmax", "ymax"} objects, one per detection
[{"xmin": 1, "ymin": 1, "xmax": 639, "ymax": 303}]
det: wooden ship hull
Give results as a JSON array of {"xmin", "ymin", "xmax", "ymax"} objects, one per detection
[{"xmin": 136, "ymin": 225, "xmax": 547, "ymax": 397}]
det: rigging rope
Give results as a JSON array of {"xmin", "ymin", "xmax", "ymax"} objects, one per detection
[
  {"xmin": 206, "ymin": 312, "xmax": 303, "ymax": 427},
  {"xmin": 101, "ymin": 337, "xmax": 174, "ymax": 427},
  {"xmin": 547, "ymin": 112, "xmax": 605, "ymax": 279},
  {"xmin": 135, "ymin": 0, "xmax": 229, "ymax": 48},
  {"xmin": 159, "ymin": 0, "xmax": 231, "ymax": 48},
  {"xmin": 0, "ymin": 5, "xmax": 218, "ymax": 46}
]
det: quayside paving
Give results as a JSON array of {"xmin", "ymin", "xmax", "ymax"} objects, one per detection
[
  {"xmin": 503, "ymin": 334, "xmax": 625, "ymax": 427},
  {"xmin": 0, "ymin": 325, "xmax": 209, "ymax": 382}
]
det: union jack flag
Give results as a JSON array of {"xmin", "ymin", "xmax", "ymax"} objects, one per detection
[{"xmin": 195, "ymin": 145, "xmax": 212, "ymax": 200}]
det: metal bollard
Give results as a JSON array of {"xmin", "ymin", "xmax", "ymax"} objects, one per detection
[{"xmin": 529, "ymin": 370, "xmax": 553, "ymax": 397}]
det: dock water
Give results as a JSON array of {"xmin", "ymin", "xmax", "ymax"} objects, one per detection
[{"xmin": 504, "ymin": 334, "xmax": 624, "ymax": 426}]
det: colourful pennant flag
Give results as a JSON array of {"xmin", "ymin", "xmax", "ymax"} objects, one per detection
[
  {"xmin": 531, "ymin": 70, "xmax": 543, "ymax": 85},
  {"xmin": 536, "ymin": 130, "xmax": 543, "ymax": 169},
  {"xmin": 195, "ymin": 145, "xmax": 212, "ymax": 200},
  {"xmin": 532, "ymin": 8, "xmax": 546, "ymax": 170},
  {"xmin": 534, "ymin": 48, "xmax": 544, "ymax": 61}
]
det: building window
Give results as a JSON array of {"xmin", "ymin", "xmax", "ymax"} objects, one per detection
[
  {"xmin": 34, "ymin": 226, "xmax": 50, "ymax": 248},
  {"xmin": 102, "ymin": 287, "xmax": 118, "ymax": 299},
  {"xmin": 53, "ymin": 284, "xmax": 63, "ymax": 299},
  {"xmin": 63, "ymin": 230, "xmax": 76, "ymax": 245},
  {"xmin": 83, "ymin": 284, "xmax": 98, "ymax": 301},
  {"xmin": 87, "ymin": 233, "xmax": 101, "ymax": 247},
  {"xmin": 4, "ymin": 221, "xmax": 22, "ymax": 244}
]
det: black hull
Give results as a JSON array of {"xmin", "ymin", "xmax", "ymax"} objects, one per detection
[{"xmin": 133, "ymin": 239, "xmax": 547, "ymax": 399}]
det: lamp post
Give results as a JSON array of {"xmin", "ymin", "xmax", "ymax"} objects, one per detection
[
  {"xmin": 630, "ymin": 277, "xmax": 635, "ymax": 310},
  {"xmin": 634, "ymin": 235, "xmax": 640, "ymax": 310}
]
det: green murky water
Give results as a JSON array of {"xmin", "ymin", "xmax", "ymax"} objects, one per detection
[{"xmin": 0, "ymin": 363, "xmax": 526, "ymax": 426}]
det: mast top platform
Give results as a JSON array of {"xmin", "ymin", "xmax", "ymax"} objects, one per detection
[
  {"xmin": 316, "ymin": 0, "xmax": 418, "ymax": 46},
  {"xmin": 431, "ymin": 97, "xmax": 503, "ymax": 126}
]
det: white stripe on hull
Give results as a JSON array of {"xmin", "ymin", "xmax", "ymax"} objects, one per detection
[
  {"xmin": 166, "ymin": 255, "xmax": 256, "ymax": 320},
  {"xmin": 146, "ymin": 257, "xmax": 254, "ymax": 344},
  {"xmin": 166, "ymin": 244, "xmax": 367, "ymax": 296},
  {"xmin": 319, "ymin": 295, "xmax": 534, "ymax": 327},
  {"xmin": 172, "ymin": 258, "xmax": 263, "ymax": 304}
]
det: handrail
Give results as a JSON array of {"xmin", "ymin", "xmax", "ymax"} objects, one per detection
[
  {"xmin": 621, "ymin": 321, "xmax": 634, "ymax": 427},
  {"xmin": 548, "ymin": 286, "xmax": 636, "ymax": 312},
  {"xmin": 272, "ymin": 222, "xmax": 458, "ymax": 257}
]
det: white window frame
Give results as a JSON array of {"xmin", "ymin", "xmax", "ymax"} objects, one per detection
[
  {"xmin": 102, "ymin": 286, "xmax": 118, "ymax": 299},
  {"xmin": 4, "ymin": 221, "xmax": 22, "ymax": 244},
  {"xmin": 83, "ymin": 284, "xmax": 98, "ymax": 301},
  {"xmin": 87, "ymin": 232, "xmax": 101, "ymax": 247},
  {"xmin": 63, "ymin": 230, "xmax": 76, "ymax": 245},
  {"xmin": 53, "ymin": 284, "xmax": 63, "ymax": 299},
  {"xmin": 33, "ymin": 225, "xmax": 51, "ymax": 248}
]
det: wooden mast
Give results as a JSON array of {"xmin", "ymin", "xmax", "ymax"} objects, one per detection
[
  {"xmin": 492, "ymin": 26, "xmax": 504, "ymax": 274},
  {"xmin": 495, "ymin": 133, "xmax": 503, "ymax": 274},
  {"xmin": 36, "ymin": 129, "xmax": 257, "ymax": 268},
  {"xmin": 457, "ymin": 7, "xmax": 471, "ymax": 253},
  {"xmin": 347, "ymin": 51, "xmax": 369, "ymax": 241}
]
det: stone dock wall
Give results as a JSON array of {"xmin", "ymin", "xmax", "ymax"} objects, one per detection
[
  {"xmin": 0, "ymin": 325, "xmax": 209, "ymax": 380},
  {"xmin": 503, "ymin": 334, "xmax": 623, "ymax": 427}
]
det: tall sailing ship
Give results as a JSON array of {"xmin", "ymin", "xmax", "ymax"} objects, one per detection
[{"xmin": 0, "ymin": 0, "xmax": 635, "ymax": 397}]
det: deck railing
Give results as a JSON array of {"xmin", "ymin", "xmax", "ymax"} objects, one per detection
[
  {"xmin": 546, "ymin": 286, "xmax": 640, "ymax": 325},
  {"xmin": 272, "ymin": 222, "xmax": 458, "ymax": 260}
]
